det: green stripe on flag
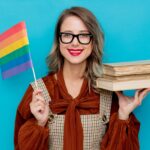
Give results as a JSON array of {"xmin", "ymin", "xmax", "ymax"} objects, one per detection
[{"xmin": 0, "ymin": 45, "xmax": 30, "ymax": 65}]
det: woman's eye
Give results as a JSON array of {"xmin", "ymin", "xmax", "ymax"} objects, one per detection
[
  {"xmin": 80, "ymin": 34, "xmax": 89, "ymax": 38},
  {"xmin": 63, "ymin": 34, "xmax": 71, "ymax": 38}
]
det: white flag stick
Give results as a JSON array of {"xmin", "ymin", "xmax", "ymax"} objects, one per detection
[
  {"xmin": 29, "ymin": 52, "xmax": 38, "ymax": 89},
  {"xmin": 31, "ymin": 64, "xmax": 38, "ymax": 89}
]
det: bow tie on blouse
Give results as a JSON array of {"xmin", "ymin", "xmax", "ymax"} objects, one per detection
[{"xmin": 50, "ymin": 69, "xmax": 99, "ymax": 150}]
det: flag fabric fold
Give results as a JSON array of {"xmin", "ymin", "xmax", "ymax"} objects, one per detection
[{"xmin": 0, "ymin": 22, "xmax": 33, "ymax": 79}]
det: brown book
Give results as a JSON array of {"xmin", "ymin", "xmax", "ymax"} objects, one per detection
[
  {"xmin": 96, "ymin": 75, "xmax": 150, "ymax": 91},
  {"xmin": 96, "ymin": 60, "xmax": 150, "ymax": 91},
  {"xmin": 103, "ymin": 60, "xmax": 150, "ymax": 76}
]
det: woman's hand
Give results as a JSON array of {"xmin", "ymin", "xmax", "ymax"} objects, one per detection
[
  {"xmin": 30, "ymin": 89, "xmax": 49, "ymax": 127},
  {"xmin": 115, "ymin": 88, "xmax": 150, "ymax": 120}
]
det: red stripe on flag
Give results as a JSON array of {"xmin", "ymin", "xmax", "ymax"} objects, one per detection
[{"xmin": 0, "ymin": 22, "xmax": 26, "ymax": 42}]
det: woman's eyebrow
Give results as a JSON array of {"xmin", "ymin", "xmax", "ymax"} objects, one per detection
[
  {"xmin": 60, "ymin": 30, "xmax": 73, "ymax": 33},
  {"xmin": 79, "ymin": 30, "xmax": 89, "ymax": 33},
  {"xmin": 60, "ymin": 30, "xmax": 89, "ymax": 33}
]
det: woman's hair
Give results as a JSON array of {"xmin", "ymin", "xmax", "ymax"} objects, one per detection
[{"xmin": 46, "ymin": 6, "xmax": 104, "ymax": 92}]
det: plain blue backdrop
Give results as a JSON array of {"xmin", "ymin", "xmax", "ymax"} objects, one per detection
[{"xmin": 0, "ymin": 0, "xmax": 150, "ymax": 149}]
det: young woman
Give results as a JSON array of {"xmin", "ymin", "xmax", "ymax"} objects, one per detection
[{"xmin": 14, "ymin": 7, "xmax": 150, "ymax": 150}]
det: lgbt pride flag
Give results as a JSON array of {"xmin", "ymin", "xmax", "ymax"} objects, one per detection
[{"xmin": 0, "ymin": 22, "xmax": 33, "ymax": 79}]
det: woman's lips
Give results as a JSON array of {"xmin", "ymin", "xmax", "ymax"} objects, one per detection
[{"xmin": 67, "ymin": 49, "xmax": 83, "ymax": 56}]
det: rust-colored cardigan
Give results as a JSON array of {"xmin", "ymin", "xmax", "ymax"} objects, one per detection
[{"xmin": 14, "ymin": 72, "xmax": 140, "ymax": 150}]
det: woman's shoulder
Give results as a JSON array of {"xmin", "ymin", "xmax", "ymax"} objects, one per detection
[
  {"xmin": 30, "ymin": 72, "xmax": 57, "ymax": 88},
  {"xmin": 42, "ymin": 72, "xmax": 57, "ymax": 84}
]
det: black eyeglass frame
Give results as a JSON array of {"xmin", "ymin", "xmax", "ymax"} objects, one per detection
[{"xmin": 59, "ymin": 32, "xmax": 93, "ymax": 45}]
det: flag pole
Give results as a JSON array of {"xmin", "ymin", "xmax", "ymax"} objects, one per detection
[
  {"xmin": 29, "ymin": 52, "xmax": 38, "ymax": 89},
  {"xmin": 31, "ymin": 64, "xmax": 38, "ymax": 89}
]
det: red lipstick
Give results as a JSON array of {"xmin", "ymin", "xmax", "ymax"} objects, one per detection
[{"xmin": 67, "ymin": 49, "xmax": 83, "ymax": 56}]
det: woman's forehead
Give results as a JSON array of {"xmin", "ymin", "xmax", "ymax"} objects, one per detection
[{"xmin": 60, "ymin": 15, "xmax": 88, "ymax": 32}]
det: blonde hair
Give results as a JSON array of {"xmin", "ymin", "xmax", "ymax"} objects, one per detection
[{"xmin": 46, "ymin": 7, "xmax": 104, "ymax": 92}]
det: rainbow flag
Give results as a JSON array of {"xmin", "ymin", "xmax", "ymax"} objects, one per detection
[{"xmin": 0, "ymin": 22, "xmax": 33, "ymax": 79}]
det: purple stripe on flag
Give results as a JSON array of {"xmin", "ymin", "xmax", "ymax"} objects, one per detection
[{"xmin": 2, "ymin": 60, "xmax": 32, "ymax": 79}]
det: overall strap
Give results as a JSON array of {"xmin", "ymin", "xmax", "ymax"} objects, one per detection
[{"xmin": 99, "ymin": 89, "xmax": 113, "ymax": 124}]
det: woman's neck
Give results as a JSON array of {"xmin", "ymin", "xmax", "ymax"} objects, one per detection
[{"xmin": 63, "ymin": 61, "xmax": 86, "ymax": 81}]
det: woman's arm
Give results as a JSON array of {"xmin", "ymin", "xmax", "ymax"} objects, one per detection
[
  {"xmin": 14, "ymin": 85, "xmax": 49, "ymax": 150},
  {"xmin": 100, "ymin": 112, "xmax": 140, "ymax": 150},
  {"xmin": 100, "ymin": 88, "xmax": 150, "ymax": 150}
]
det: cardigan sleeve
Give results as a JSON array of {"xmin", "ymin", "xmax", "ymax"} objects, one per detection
[
  {"xmin": 14, "ymin": 85, "xmax": 49, "ymax": 150},
  {"xmin": 100, "ymin": 92, "xmax": 140, "ymax": 150}
]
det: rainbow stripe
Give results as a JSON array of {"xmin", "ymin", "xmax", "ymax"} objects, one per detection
[{"xmin": 0, "ymin": 22, "xmax": 32, "ymax": 79}]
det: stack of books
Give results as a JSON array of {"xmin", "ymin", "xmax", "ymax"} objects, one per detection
[{"xmin": 96, "ymin": 60, "xmax": 150, "ymax": 91}]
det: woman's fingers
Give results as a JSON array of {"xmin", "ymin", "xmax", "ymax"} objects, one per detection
[
  {"xmin": 31, "ymin": 96, "xmax": 46, "ymax": 110},
  {"xmin": 32, "ymin": 89, "xmax": 43, "ymax": 101},
  {"xmin": 34, "ymin": 100, "xmax": 45, "ymax": 108},
  {"xmin": 30, "ymin": 100, "xmax": 46, "ymax": 116},
  {"xmin": 138, "ymin": 88, "xmax": 150, "ymax": 103},
  {"xmin": 35, "ymin": 105, "xmax": 45, "ymax": 113},
  {"xmin": 30, "ymin": 89, "xmax": 50, "ymax": 126},
  {"xmin": 134, "ymin": 89, "xmax": 141, "ymax": 105},
  {"xmin": 35, "ymin": 95, "xmax": 46, "ymax": 103},
  {"xmin": 134, "ymin": 88, "xmax": 150, "ymax": 106},
  {"xmin": 30, "ymin": 89, "xmax": 48, "ymax": 113},
  {"xmin": 33, "ymin": 89, "xmax": 43, "ymax": 96}
]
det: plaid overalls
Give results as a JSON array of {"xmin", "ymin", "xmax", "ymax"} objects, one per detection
[{"xmin": 31, "ymin": 79, "xmax": 112, "ymax": 150}]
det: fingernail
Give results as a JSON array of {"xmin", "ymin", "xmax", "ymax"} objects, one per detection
[{"xmin": 38, "ymin": 89, "xmax": 43, "ymax": 92}]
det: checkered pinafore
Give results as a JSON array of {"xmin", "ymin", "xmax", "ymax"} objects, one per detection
[{"xmin": 31, "ymin": 79, "xmax": 113, "ymax": 150}]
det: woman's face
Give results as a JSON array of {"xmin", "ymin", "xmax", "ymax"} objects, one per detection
[{"xmin": 59, "ymin": 15, "xmax": 93, "ymax": 65}]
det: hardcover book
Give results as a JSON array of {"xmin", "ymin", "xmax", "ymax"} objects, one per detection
[{"xmin": 96, "ymin": 60, "xmax": 150, "ymax": 91}]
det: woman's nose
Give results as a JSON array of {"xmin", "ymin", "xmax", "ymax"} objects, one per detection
[{"xmin": 71, "ymin": 37, "xmax": 79, "ymax": 46}]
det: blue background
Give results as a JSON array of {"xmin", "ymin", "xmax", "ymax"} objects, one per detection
[{"xmin": 0, "ymin": 0, "xmax": 150, "ymax": 149}]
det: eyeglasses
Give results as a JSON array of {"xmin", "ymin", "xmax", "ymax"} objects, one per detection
[{"xmin": 59, "ymin": 32, "xmax": 93, "ymax": 45}]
